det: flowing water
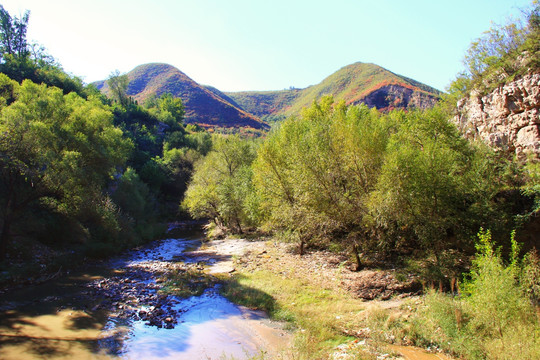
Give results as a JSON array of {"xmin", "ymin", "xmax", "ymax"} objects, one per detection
[{"xmin": 0, "ymin": 228, "xmax": 290, "ymax": 359}]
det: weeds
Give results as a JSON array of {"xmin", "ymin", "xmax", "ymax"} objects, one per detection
[{"xmin": 406, "ymin": 229, "xmax": 540, "ymax": 360}]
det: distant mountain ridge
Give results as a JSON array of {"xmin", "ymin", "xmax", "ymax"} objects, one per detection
[
  {"xmin": 95, "ymin": 62, "xmax": 441, "ymax": 129},
  {"xmin": 224, "ymin": 62, "xmax": 441, "ymax": 122},
  {"xmin": 94, "ymin": 63, "xmax": 269, "ymax": 130}
]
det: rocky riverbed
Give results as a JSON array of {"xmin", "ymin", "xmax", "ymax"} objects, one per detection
[{"xmin": 0, "ymin": 230, "xmax": 291, "ymax": 360}]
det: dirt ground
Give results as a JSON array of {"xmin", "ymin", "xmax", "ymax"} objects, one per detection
[
  {"xmin": 220, "ymin": 238, "xmax": 421, "ymax": 304},
  {"xmin": 197, "ymin": 237, "xmax": 453, "ymax": 360}
]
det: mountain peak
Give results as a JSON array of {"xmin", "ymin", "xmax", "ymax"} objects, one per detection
[
  {"xmin": 225, "ymin": 61, "xmax": 441, "ymax": 121},
  {"xmin": 96, "ymin": 61, "xmax": 440, "ymax": 129},
  {"xmin": 97, "ymin": 63, "xmax": 269, "ymax": 131}
]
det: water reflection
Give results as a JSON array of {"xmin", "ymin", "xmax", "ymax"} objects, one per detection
[
  {"xmin": 0, "ymin": 229, "xmax": 288, "ymax": 360},
  {"xmin": 105, "ymin": 288, "xmax": 264, "ymax": 359}
]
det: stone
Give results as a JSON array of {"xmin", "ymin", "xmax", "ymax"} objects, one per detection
[{"xmin": 455, "ymin": 73, "xmax": 540, "ymax": 160}]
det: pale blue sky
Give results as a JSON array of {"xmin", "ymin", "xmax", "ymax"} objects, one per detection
[{"xmin": 4, "ymin": 0, "xmax": 534, "ymax": 92}]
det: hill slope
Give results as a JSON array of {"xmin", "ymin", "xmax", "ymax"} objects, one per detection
[
  {"xmin": 226, "ymin": 62, "xmax": 441, "ymax": 121},
  {"xmin": 95, "ymin": 63, "xmax": 269, "ymax": 130}
]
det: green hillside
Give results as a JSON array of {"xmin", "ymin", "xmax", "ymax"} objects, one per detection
[
  {"xmin": 226, "ymin": 62, "xmax": 441, "ymax": 121},
  {"xmin": 96, "ymin": 63, "xmax": 269, "ymax": 131}
]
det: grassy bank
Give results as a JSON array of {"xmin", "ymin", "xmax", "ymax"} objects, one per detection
[
  {"xmin": 217, "ymin": 241, "xmax": 422, "ymax": 359},
  {"xmin": 220, "ymin": 268, "xmax": 379, "ymax": 359},
  {"xmin": 217, "ymin": 234, "xmax": 539, "ymax": 360}
]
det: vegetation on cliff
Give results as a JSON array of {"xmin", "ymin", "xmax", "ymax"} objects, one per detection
[{"xmin": 447, "ymin": 1, "xmax": 540, "ymax": 100}]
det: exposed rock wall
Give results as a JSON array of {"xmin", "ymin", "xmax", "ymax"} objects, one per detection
[
  {"xmin": 361, "ymin": 84, "xmax": 438, "ymax": 111},
  {"xmin": 455, "ymin": 73, "xmax": 540, "ymax": 160}
]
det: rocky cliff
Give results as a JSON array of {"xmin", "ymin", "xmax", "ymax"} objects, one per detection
[
  {"xmin": 362, "ymin": 84, "xmax": 438, "ymax": 110},
  {"xmin": 454, "ymin": 73, "xmax": 540, "ymax": 160}
]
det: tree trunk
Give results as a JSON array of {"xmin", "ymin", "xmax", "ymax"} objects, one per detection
[
  {"xmin": 235, "ymin": 217, "xmax": 243, "ymax": 234},
  {"xmin": 299, "ymin": 238, "xmax": 305, "ymax": 256},
  {"xmin": 353, "ymin": 243, "xmax": 362, "ymax": 271}
]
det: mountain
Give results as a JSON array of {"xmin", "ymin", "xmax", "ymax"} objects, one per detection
[
  {"xmin": 95, "ymin": 62, "xmax": 441, "ymax": 129},
  {"xmin": 225, "ymin": 62, "xmax": 441, "ymax": 122},
  {"xmin": 95, "ymin": 63, "xmax": 269, "ymax": 130}
]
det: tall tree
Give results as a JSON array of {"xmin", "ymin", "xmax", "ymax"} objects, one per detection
[
  {"xmin": 0, "ymin": 5, "xmax": 30, "ymax": 59},
  {"xmin": 369, "ymin": 107, "xmax": 500, "ymax": 280},
  {"xmin": 107, "ymin": 70, "xmax": 130, "ymax": 108},
  {"xmin": 183, "ymin": 135, "xmax": 256, "ymax": 233},
  {"xmin": 253, "ymin": 97, "xmax": 393, "ymax": 264}
]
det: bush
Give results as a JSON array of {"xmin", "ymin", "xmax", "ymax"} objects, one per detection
[{"xmin": 412, "ymin": 229, "xmax": 540, "ymax": 359}]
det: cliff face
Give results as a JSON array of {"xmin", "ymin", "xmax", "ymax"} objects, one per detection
[
  {"xmin": 455, "ymin": 73, "xmax": 540, "ymax": 160},
  {"xmin": 361, "ymin": 84, "xmax": 438, "ymax": 111}
]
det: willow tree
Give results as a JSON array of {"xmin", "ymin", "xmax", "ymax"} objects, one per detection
[
  {"xmin": 182, "ymin": 135, "xmax": 256, "ymax": 233},
  {"xmin": 369, "ymin": 107, "xmax": 500, "ymax": 281},
  {"xmin": 254, "ymin": 97, "xmax": 393, "ymax": 267}
]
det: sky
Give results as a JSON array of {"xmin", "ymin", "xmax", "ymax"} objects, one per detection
[{"xmin": 3, "ymin": 0, "xmax": 534, "ymax": 92}]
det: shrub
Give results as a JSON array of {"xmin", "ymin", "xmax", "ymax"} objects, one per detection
[{"xmin": 413, "ymin": 229, "xmax": 540, "ymax": 359}]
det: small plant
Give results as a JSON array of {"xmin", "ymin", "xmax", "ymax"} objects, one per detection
[{"xmin": 407, "ymin": 229, "xmax": 540, "ymax": 360}]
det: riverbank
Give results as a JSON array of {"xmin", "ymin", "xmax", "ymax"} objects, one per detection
[
  {"xmin": 0, "ymin": 229, "xmax": 293, "ymax": 360},
  {"xmin": 0, "ymin": 228, "xmax": 456, "ymax": 360},
  {"xmin": 206, "ymin": 236, "xmax": 454, "ymax": 360}
]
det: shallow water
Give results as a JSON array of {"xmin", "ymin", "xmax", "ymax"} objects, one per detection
[
  {"xmin": 107, "ymin": 288, "xmax": 286, "ymax": 359},
  {"xmin": 0, "ymin": 230, "xmax": 289, "ymax": 360}
]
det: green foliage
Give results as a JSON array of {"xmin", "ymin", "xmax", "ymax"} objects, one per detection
[
  {"xmin": 182, "ymin": 135, "xmax": 256, "ymax": 233},
  {"xmin": 0, "ymin": 5, "xmax": 30, "ymax": 60},
  {"xmin": 449, "ymin": 1, "xmax": 540, "ymax": 96},
  {"xmin": 253, "ymin": 97, "xmax": 395, "ymax": 261},
  {"xmin": 252, "ymin": 98, "xmax": 506, "ymax": 273},
  {"xmin": 0, "ymin": 77, "xmax": 132, "ymax": 256},
  {"xmin": 107, "ymin": 70, "xmax": 130, "ymax": 108},
  {"xmin": 412, "ymin": 230, "xmax": 540, "ymax": 360},
  {"xmin": 0, "ymin": 5, "xmax": 216, "ymax": 268},
  {"xmin": 111, "ymin": 167, "xmax": 155, "ymax": 222},
  {"xmin": 369, "ymin": 107, "xmax": 501, "ymax": 274},
  {"xmin": 0, "ymin": 6, "xmax": 86, "ymax": 96}
]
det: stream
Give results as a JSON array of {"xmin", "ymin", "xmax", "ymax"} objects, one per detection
[{"xmin": 0, "ymin": 226, "xmax": 290, "ymax": 360}]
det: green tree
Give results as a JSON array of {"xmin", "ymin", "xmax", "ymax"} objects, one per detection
[
  {"xmin": 450, "ymin": 1, "xmax": 540, "ymax": 95},
  {"xmin": 183, "ymin": 135, "xmax": 256, "ymax": 233},
  {"xmin": 0, "ymin": 76, "xmax": 132, "ymax": 258},
  {"xmin": 157, "ymin": 93, "xmax": 185, "ymax": 126},
  {"xmin": 369, "ymin": 107, "xmax": 499, "ymax": 281},
  {"xmin": 253, "ymin": 97, "xmax": 393, "ymax": 265},
  {"xmin": 107, "ymin": 70, "xmax": 130, "ymax": 108},
  {"xmin": 0, "ymin": 5, "xmax": 30, "ymax": 60}
]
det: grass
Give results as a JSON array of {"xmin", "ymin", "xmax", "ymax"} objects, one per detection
[
  {"xmin": 397, "ymin": 230, "xmax": 540, "ymax": 360},
  {"xmin": 220, "ymin": 267, "xmax": 380, "ymax": 359}
]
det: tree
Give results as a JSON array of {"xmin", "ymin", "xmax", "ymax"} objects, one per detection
[
  {"xmin": 0, "ymin": 5, "xmax": 30, "ymax": 60},
  {"xmin": 107, "ymin": 70, "xmax": 130, "ymax": 108},
  {"xmin": 451, "ymin": 1, "xmax": 540, "ymax": 95},
  {"xmin": 182, "ymin": 135, "xmax": 256, "ymax": 233},
  {"xmin": 157, "ymin": 93, "xmax": 185, "ymax": 126},
  {"xmin": 0, "ymin": 76, "xmax": 132, "ymax": 258},
  {"xmin": 369, "ymin": 107, "xmax": 500, "ymax": 281},
  {"xmin": 253, "ymin": 97, "xmax": 393, "ymax": 265}
]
